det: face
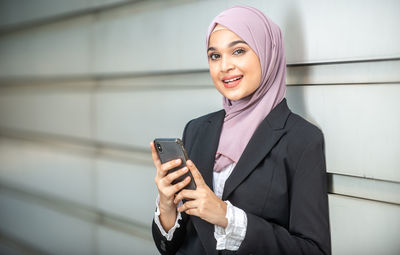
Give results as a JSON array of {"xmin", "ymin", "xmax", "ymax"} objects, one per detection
[{"xmin": 208, "ymin": 26, "xmax": 262, "ymax": 101}]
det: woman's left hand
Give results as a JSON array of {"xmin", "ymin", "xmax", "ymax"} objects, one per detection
[{"xmin": 174, "ymin": 160, "xmax": 228, "ymax": 228}]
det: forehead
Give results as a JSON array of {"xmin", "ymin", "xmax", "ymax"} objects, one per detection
[
  {"xmin": 208, "ymin": 28, "xmax": 244, "ymax": 47},
  {"xmin": 212, "ymin": 24, "xmax": 228, "ymax": 32}
]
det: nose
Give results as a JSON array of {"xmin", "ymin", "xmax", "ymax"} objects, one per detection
[{"xmin": 220, "ymin": 56, "xmax": 234, "ymax": 72}]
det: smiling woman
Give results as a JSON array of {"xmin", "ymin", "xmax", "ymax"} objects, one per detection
[
  {"xmin": 151, "ymin": 5, "xmax": 331, "ymax": 255},
  {"xmin": 207, "ymin": 24, "xmax": 262, "ymax": 101}
]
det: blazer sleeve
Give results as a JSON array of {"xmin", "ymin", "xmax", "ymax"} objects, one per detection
[
  {"xmin": 152, "ymin": 212, "xmax": 189, "ymax": 254},
  {"xmin": 236, "ymin": 131, "xmax": 331, "ymax": 255},
  {"xmin": 151, "ymin": 120, "xmax": 194, "ymax": 254}
]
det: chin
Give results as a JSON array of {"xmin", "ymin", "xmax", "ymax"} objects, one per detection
[
  {"xmin": 216, "ymin": 85, "xmax": 248, "ymax": 101},
  {"xmin": 223, "ymin": 92, "xmax": 246, "ymax": 101},
  {"xmin": 226, "ymin": 95, "xmax": 242, "ymax": 101}
]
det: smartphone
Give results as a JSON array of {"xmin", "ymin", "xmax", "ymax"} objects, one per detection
[{"xmin": 153, "ymin": 138, "xmax": 196, "ymax": 190}]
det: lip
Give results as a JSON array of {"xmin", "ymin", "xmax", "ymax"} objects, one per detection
[
  {"xmin": 221, "ymin": 74, "xmax": 243, "ymax": 81},
  {"xmin": 221, "ymin": 75, "xmax": 243, "ymax": 89}
]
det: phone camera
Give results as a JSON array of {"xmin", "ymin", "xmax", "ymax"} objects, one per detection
[{"xmin": 156, "ymin": 143, "xmax": 163, "ymax": 153}]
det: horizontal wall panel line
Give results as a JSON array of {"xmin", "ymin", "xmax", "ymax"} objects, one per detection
[
  {"xmin": 327, "ymin": 192, "xmax": 400, "ymax": 207},
  {"xmin": 0, "ymin": 181, "xmax": 152, "ymax": 241},
  {"xmin": 1, "ymin": 58, "xmax": 399, "ymax": 88},
  {"xmin": 1, "ymin": 129, "xmax": 399, "ymax": 185},
  {"xmin": 1, "ymin": 134, "xmax": 399, "ymax": 204},
  {"xmin": 286, "ymin": 57, "xmax": 400, "ymax": 66},
  {"xmin": 287, "ymin": 81, "xmax": 400, "ymax": 86},
  {"xmin": 1, "ymin": 82, "xmax": 399, "ymax": 92},
  {"xmin": 327, "ymin": 173, "xmax": 400, "ymax": 205},
  {"xmin": 0, "ymin": 70, "xmax": 209, "ymax": 84},
  {"xmin": 331, "ymin": 172, "xmax": 400, "ymax": 185},
  {"xmin": 0, "ymin": 178, "xmax": 398, "ymax": 245},
  {"xmin": 0, "ymin": 129, "xmax": 151, "ymax": 166},
  {"xmin": 0, "ymin": 231, "xmax": 49, "ymax": 255},
  {"xmin": 0, "ymin": 0, "xmax": 142, "ymax": 35}
]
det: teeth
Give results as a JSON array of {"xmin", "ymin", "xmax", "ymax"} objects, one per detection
[{"xmin": 223, "ymin": 76, "xmax": 242, "ymax": 83}]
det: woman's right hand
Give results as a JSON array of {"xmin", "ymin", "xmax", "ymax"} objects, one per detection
[{"xmin": 150, "ymin": 141, "xmax": 192, "ymax": 230}]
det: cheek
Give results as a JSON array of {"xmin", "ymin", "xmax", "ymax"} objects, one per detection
[
  {"xmin": 251, "ymin": 67, "xmax": 262, "ymax": 85},
  {"xmin": 209, "ymin": 67, "xmax": 220, "ymax": 85},
  {"xmin": 248, "ymin": 72, "xmax": 262, "ymax": 93},
  {"xmin": 239, "ymin": 59, "xmax": 261, "ymax": 94},
  {"xmin": 246, "ymin": 59, "xmax": 262, "ymax": 87}
]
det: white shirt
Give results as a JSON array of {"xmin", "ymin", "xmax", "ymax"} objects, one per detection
[{"xmin": 154, "ymin": 163, "xmax": 247, "ymax": 251}]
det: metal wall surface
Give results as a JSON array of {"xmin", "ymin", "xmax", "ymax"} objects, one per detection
[{"xmin": 0, "ymin": 0, "xmax": 399, "ymax": 254}]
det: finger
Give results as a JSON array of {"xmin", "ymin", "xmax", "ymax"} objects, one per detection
[
  {"xmin": 187, "ymin": 160, "xmax": 206, "ymax": 186},
  {"xmin": 168, "ymin": 176, "xmax": 191, "ymax": 195},
  {"xmin": 184, "ymin": 208, "xmax": 198, "ymax": 216},
  {"xmin": 161, "ymin": 166, "xmax": 188, "ymax": 185},
  {"xmin": 178, "ymin": 200, "xmax": 197, "ymax": 213},
  {"xmin": 160, "ymin": 176, "xmax": 190, "ymax": 197},
  {"xmin": 160, "ymin": 158, "xmax": 182, "ymax": 176},
  {"xmin": 174, "ymin": 188, "xmax": 197, "ymax": 204}
]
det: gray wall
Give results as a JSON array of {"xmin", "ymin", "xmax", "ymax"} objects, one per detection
[{"xmin": 0, "ymin": 0, "xmax": 399, "ymax": 254}]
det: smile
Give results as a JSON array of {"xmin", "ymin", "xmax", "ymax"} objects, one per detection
[{"xmin": 222, "ymin": 75, "xmax": 243, "ymax": 88}]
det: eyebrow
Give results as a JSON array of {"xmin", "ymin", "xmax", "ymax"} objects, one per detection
[{"xmin": 207, "ymin": 40, "xmax": 247, "ymax": 52}]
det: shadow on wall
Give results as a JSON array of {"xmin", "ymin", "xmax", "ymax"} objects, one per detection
[
  {"xmin": 283, "ymin": 2, "xmax": 316, "ymax": 127},
  {"xmin": 282, "ymin": 6, "xmax": 332, "ymax": 254},
  {"xmin": 282, "ymin": 1, "xmax": 329, "ymax": 178}
]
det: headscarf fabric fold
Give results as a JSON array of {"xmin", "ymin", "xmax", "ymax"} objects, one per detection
[{"xmin": 206, "ymin": 5, "xmax": 287, "ymax": 172}]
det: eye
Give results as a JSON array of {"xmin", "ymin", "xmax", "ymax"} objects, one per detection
[
  {"xmin": 209, "ymin": 53, "xmax": 220, "ymax": 61},
  {"xmin": 233, "ymin": 48, "xmax": 246, "ymax": 55}
]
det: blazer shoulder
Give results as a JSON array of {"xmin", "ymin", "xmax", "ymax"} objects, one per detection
[
  {"xmin": 284, "ymin": 113, "xmax": 325, "ymax": 162},
  {"xmin": 182, "ymin": 109, "xmax": 224, "ymax": 145},
  {"xmin": 281, "ymin": 113, "xmax": 326, "ymax": 177},
  {"xmin": 184, "ymin": 109, "xmax": 224, "ymax": 133},
  {"xmin": 287, "ymin": 113, "xmax": 324, "ymax": 142},
  {"xmin": 187, "ymin": 109, "xmax": 225, "ymax": 126}
]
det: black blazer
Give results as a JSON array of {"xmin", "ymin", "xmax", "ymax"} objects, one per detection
[{"xmin": 152, "ymin": 98, "xmax": 331, "ymax": 255}]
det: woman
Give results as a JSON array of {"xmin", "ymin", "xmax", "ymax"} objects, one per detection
[{"xmin": 150, "ymin": 5, "xmax": 331, "ymax": 255}]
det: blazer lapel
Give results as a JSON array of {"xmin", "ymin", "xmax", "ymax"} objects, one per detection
[
  {"xmin": 188, "ymin": 110, "xmax": 224, "ymax": 255},
  {"xmin": 222, "ymin": 99, "xmax": 291, "ymax": 200},
  {"xmin": 189, "ymin": 110, "xmax": 225, "ymax": 190},
  {"xmin": 189, "ymin": 99, "xmax": 290, "ymax": 253}
]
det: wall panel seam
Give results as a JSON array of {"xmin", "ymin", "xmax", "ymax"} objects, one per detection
[
  {"xmin": 0, "ymin": 58, "xmax": 399, "ymax": 84},
  {"xmin": 1, "ymin": 131, "xmax": 399, "ymax": 185},
  {"xmin": 0, "ymin": 182, "xmax": 153, "ymax": 241},
  {"xmin": 0, "ymin": 181, "xmax": 398, "ymax": 243},
  {"xmin": 0, "ymin": 0, "xmax": 142, "ymax": 35}
]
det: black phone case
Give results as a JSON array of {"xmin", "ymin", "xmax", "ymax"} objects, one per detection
[{"xmin": 154, "ymin": 138, "xmax": 196, "ymax": 190}]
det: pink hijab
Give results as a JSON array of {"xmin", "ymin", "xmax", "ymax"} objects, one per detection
[{"xmin": 206, "ymin": 6, "xmax": 287, "ymax": 172}]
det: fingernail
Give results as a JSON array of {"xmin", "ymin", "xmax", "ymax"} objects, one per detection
[
  {"xmin": 187, "ymin": 160, "xmax": 192, "ymax": 166},
  {"xmin": 182, "ymin": 167, "xmax": 188, "ymax": 172},
  {"xmin": 175, "ymin": 159, "xmax": 180, "ymax": 163}
]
